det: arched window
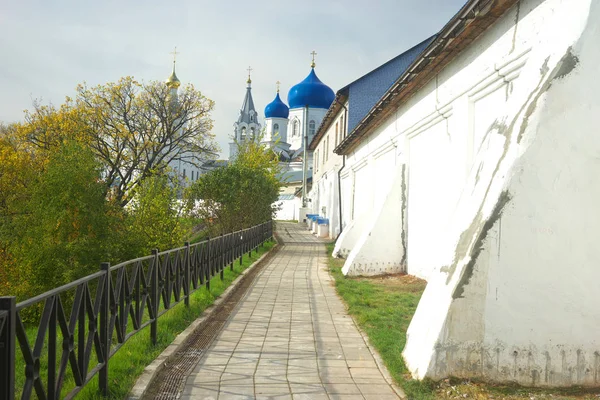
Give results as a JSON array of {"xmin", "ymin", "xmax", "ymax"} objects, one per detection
[
  {"xmin": 250, "ymin": 127, "xmax": 255, "ymax": 139},
  {"xmin": 293, "ymin": 120, "xmax": 299, "ymax": 137},
  {"xmin": 309, "ymin": 120, "xmax": 316, "ymax": 136},
  {"xmin": 273, "ymin": 123, "xmax": 279, "ymax": 134},
  {"xmin": 240, "ymin": 126, "xmax": 246, "ymax": 141}
]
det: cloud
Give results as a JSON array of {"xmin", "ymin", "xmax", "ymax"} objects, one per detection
[{"xmin": 0, "ymin": 0, "xmax": 467, "ymax": 158}]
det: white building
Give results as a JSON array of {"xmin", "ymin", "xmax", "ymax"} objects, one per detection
[
  {"xmin": 233, "ymin": 59, "xmax": 335, "ymax": 220},
  {"xmin": 229, "ymin": 71, "xmax": 261, "ymax": 161},
  {"xmin": 164, "ymin": 62, "xmax": 206, "ymax": 186},
  {"xmin": 320, "ymin": 0, "xmax": 600, "ymax": 388},
  {"xmin": 309, "ymin": 38, "xmax": 432, "ymax": 239}
]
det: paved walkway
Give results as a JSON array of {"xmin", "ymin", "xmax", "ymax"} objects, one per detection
[{"xmin": 181, "ymin": 222, "xmax": 401, "ymax": 400}]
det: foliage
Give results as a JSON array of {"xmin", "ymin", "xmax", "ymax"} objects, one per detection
[
  {"xmin": 1, "ymin": 142, "xmax": 119, "ymax": 295},
  {"xmin": 325, "ymin": 243, "xmax": 433, "ymax": 399},
  {"xmin": 16, "ymin": 77, "xmax": 218, "ymax": 206},
  {"xmin": 0, "ymin": 76, "xmax": 216, "ymax": 305},
  {"xmin": 190, "ymin": 139, "xmax": 281, "ymax": 235},
  {"xmin": 125, "ymin": 173, "xmax": 190, "ymax": 255}
]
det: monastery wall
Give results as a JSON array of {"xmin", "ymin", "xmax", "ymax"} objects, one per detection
[{"xmin": 337, "ymin": 0, "xmax": 600, "ymax": 386}]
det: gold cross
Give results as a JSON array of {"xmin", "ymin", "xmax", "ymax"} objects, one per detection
[
  {"xmin": 310, "ymin": 50, "xmax": 317, "ymax": 68},
  {"xmin": 170, "ymin": 46, "xmax": 180, "ymax": 64},
  {"xmin": 276, "ymin": 80, "xmax": 281, "ymax": 93},
  {"xmin": 247, "ymin": 66, "xmax": 253, "ymax": 79}
]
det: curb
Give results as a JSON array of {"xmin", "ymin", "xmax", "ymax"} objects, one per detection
[
  {"xmin": 127, "ymin": 242, "xmax": 278, "ymax": 400},
  {"xmin": 326, "ymin": 269, "xmax": 408, "ymax": 399}
]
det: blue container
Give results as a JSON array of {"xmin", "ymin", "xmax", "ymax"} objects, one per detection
[{"xmin": 317, "ymin": 217, "xmax": 329, "ymax": 225}]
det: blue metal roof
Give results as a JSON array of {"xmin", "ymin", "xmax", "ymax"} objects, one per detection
[
  {"xmin": 265, "ymin": 92, "xmax": 290, "ymax": 119},
  {"xmin": 287, "ymin": 68, "xmax": 335, "ymax": 110},
  {"xmin": 346, "ymin": 36, "xmax": 435, "ymax": 133}
]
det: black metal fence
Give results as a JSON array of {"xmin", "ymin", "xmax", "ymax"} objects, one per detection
[{"xmin": 0, "ymin": 220, "xmax": 273, "ymax": 399}]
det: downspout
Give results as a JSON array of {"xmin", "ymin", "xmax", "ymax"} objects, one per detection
[
  {"xmin": 336, "ymin": 101, "xmax": 348, "ymax": 237},
  {"xmin": 301, "ymin": 105, "xmax": 309, "ymax": 208}
]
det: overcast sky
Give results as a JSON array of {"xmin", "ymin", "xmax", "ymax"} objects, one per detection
[{"xmin": 0, "ymin": 0, "xmax": 466, "ymax": 159}]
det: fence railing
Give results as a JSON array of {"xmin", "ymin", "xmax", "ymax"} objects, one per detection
[{"xmin": 0, "ymin": 220, "xmax": 273, "ymax": 399}]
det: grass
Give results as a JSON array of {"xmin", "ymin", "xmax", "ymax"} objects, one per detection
[
  {"xmin": 325, "ymin": 243, "xmax": 600, "ymax": 400},
  {"xmin": 14, "ymin": 240, "xmax": 274, "ymax": 400},
  {"xmin": 325, "ymin": 242, "xmax": 434, "ymax": 399}
]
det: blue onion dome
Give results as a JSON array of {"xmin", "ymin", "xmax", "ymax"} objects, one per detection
[
  {"xmin": 264, "ymin": 92, "xmax": 289, "ymax": 119},
  {"xmin": 287, "ymin": 68, "xmax": 335, "ymax": 109}
]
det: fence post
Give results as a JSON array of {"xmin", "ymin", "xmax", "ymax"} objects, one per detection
[
  {"xmin": 230, "ymin": 231, "xmax": 234, "ymax": 271},
  {"xmin": 219, "ymin": 234, "xmax": 225, "ymax": 281},
  {"xmin": 0, "ymin": 296, "xmax": 15, "ymax": 400},
  {"xmin": 150, "ymin": 249, "xmax": 159, "ymax": 345},
  {"xmin": 239, "ymin": 232, "xmax": 243, "ymax": 266},
  {"xmin": 184, "ymin": 242, "xmax": 191, "ymax": 307},
  {"xmin": 99, "ymin": 262, "xmax": 111, "ymax": 396},
  {"xmin": 206, "ymin": 237, "xmax": 211, "ymax": 292}
]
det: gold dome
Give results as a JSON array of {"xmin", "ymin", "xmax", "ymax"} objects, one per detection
[{"xmin": 166, "ymin": 67, "xmax": 181, "ymax": 89}]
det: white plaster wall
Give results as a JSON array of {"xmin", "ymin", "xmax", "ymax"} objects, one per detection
[
  {"xmin": 264, "ymin": 117, "xmax": 289, "ymax": 143},
  {"xmin": 287, "ymin": 108, "xmax": 328, "ymax": 151},
  {"xmin": 275, "ymin": 198, "xmax": 300, "ymax": 221},
  {"xmin": 402, "ymin": 0, "xmax": 600, "ymax": 386},
  {"xmin": 330, "ymin": 0, "xmax": 599, "ymax": 386},
  {"xmin": 342, "ymin": 160, "xmax": 406, "ymax": 275}
]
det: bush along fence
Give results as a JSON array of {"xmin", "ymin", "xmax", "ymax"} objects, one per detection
[{"xmin": 0, "ymin": 220, "xmax": 273, "ymax": 399}]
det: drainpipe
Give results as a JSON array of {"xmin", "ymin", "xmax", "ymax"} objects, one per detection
[
  {"xmin": 301, "ymin": 105, "xmax": 309, "ymax": 208},
  {"xmin": 336, "ymin": 101, "xmax": 348, "ymax": 238}
]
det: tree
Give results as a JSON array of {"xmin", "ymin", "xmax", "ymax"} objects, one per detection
[
  {"xmin": 3, "ymin": 141, "xmax": 119, "ymax": 294},
  {"xmin": 191, "ymin": 139, "xmax": 281, "ymax": 235},
  {"xmin": 126, "ymin": 173, "xmax": 189, "ymax": 255},
  {"xmin": 19, "ymin": 77, "xmax": 218, "ymax": 206}
]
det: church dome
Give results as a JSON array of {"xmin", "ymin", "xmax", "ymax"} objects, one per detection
[
  {"xmin": 264, "ymin": 93, "xmax": 289, "ymax": 119},
  {"xmin": 287, "ymin": 68, "xmax": 335, "ymax": 110}
]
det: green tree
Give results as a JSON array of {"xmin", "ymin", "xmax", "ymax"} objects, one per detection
[
  {"xmin": 5, "ymin": 142, "xmax": 118, "ymax": 294},
  {"xmin": 17, "ymin": 77, "xmax": 218, "ymax": 206},
  {"xmin": 191, "ymin": 139, "xmax": 281, "ymax": 235},
  {"xmin": 126, "ymin": 173, "xmax": 189, "ymax": 255}
]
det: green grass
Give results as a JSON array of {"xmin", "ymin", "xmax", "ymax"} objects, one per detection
[
  {"xmin": 324, "ymin": 243, "xmax": 434, "ymax": 399},
  {"xmin": 325, "ymin": 244, "xmax": 600, "ymax": 400},
  {"xmin": 14, "ymin": 240, "xmax": 274, "ymax": 400}
]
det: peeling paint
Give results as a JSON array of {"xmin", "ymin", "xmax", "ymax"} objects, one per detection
[
  {"xmin": 452, "ymin": 191, "xmax": 511, "ymax": 299},
  {"xmin": 400, "ymin": 163, "xmax": 408, "ymax": 270},
  {"xmin": 554, "ymin": 47, "xmax": 580, "ymax": 80}
]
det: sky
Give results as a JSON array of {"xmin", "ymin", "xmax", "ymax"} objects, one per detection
[{"xmin": 0, "ymin": 0, "xmax": 466, "ymax": 159}]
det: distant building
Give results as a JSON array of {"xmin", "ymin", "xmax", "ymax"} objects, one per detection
[{"xmin": 231, "ymin": 57, "xmax": 335, "ymax": 220}]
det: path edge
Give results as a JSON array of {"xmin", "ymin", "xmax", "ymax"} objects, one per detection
[
  {"xmin": 325, "ymin": 262, "xmax": 408, "ymax": 399},
  {"xmin": 127, "ymin": 241, "xmax": 278, "ymax": 400}
]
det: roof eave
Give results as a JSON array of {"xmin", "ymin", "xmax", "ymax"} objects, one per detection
[
  {"xmin": 333, "ymin": 0, "xmax": 519, "ymax": 156},
  {"xmin": 308, "ymin": 91, "xmax": 349, "ymax": 150}
]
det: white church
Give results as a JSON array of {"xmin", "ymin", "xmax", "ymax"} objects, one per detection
[
  {"xmin": 229, "ymin": 58, "xmax": 335, "ymax": 221},
  {"xmin": 309, "ymin": 0, "xmax": 600, "ymax": 389}
]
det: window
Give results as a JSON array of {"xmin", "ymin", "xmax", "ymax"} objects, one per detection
[
  {"xmin": 191, "ymin": 170, "xmax": 194, "ymax": 180},
  {"xmin": 309, "ymin": 120, "xmax": 316, "ymax": 136},
  {"xmin": 322, "ymin": 144, "xmax": 326, "ymax": 165},
  {"xmin": 250, "ymin": 127, "xmax": 255, "ymax": 139},
  {"xmin": 293, "ymin": 120, "xmax": 299, "ymax": 137},
  {"xmin": 183, "ymin": 168, "xmax": 187, "ymax": 178},
  {"xmin": 335, "ymin": 122, "xmax": 339, "ymax": 146},
  {"xmin": 273, "ymin": 123, "xmax": 279, "ymax": 134},
  {"xmin": 341, "ymin": 115, "xmax": 345, "ymax": 139},
  {"xmin": 315, "ymin": 150, "xmax": 319, "ymax": 172},
  {"xmin": 241, "ymin": 127, "xmax": 246, "ymax": 140}
]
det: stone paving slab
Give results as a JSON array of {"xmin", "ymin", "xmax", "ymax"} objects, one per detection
[{"xmin": 181, "ymin": 222, "xmax": 403, "ymax": 399}]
